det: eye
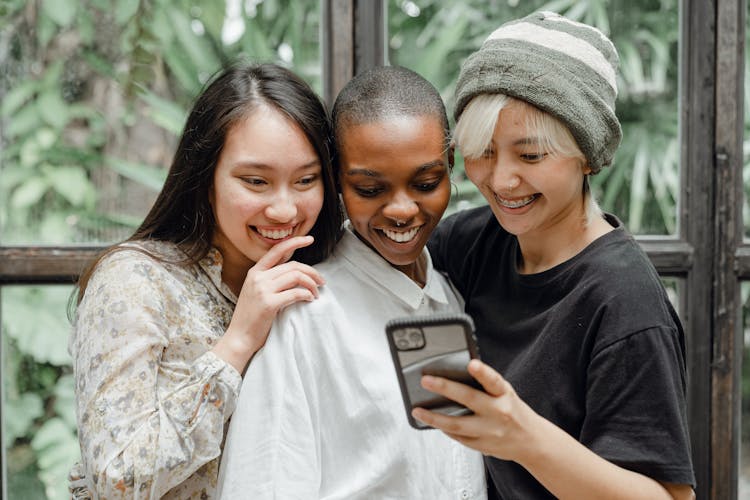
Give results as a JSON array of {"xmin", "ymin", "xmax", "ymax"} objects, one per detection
[
  {"xmin": 520, "ymin": 152, "xmax": 547, "ymax": 162},
  {"xmin": 297, "ymin": 174, "xmax": 320, "ymax": 186},
  {"xmin": 241, "ymin": 177, "xmax": 267, "ymax": 186},
  {"xmin": 413, "ymin": 178, "xmax": 443, "ymax": 192},
  {"xmin": 480, "ymin": 148, "xmax": 496, "ymax": 159},
  {"xmin": 353, "ymin": 185, "xmax": 384, "ymax": 197}
]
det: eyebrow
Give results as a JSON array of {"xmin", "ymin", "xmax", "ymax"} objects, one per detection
[
  {"xmin": 231, "ymin": 159, "xmax": 321, "ymax": 171},
  {"xmin": 513, "ymin": 137, "xmax": 543, "ymax": 146},
  {"xmin": 345, "ymin": 159, "xmax": 446, "ymax": 177}
]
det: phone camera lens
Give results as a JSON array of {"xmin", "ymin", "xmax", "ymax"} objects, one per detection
[{"xmin": 396, "ymin": 338, "xmax": 410, "ymax": 349}]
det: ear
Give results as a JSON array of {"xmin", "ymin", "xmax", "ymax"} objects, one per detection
[{"xmin": 581, "ymin": 160, "xmax": 592, "ymax": 176}]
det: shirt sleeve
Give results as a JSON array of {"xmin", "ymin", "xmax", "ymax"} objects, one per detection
[
  {"xmin": 217, "ymin": 311, "xmax": 320, "ymax": 499},
  {"xmin": 71, "ymin": 250, "xmax": 242, "ymax": 498},
  {"xmin": 581, "ymin": 326, "xmax": 695, "ymax": 486}
]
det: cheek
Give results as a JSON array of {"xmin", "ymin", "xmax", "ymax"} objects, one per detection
[
  {"xmin": 427, "ymin": 182, "xmax": 452, "ymax": 215},
  {"xmin": 463, "ymin": 160, "xmax": 485, "ymax": 185},
  {"xmin": 302, "ymin": 185, "xmax": 325, "ymax": 217},
  {"xmin": 340, "ymin": 191, "xmax": 371, "ymax": 225}
]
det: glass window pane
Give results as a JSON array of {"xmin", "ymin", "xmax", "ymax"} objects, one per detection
[
  {"xmin": 388, "ymin": 0, "xmax": 680, "ymax": 235},
  {"xmin": 744, "ymin": 0, "xmax": 750, "ymax": 240},
  {"xmin": 0, "ymin": 1, "xmax": 321, "ymax": 245},
  {"xmin": 2, "ymin": 285, "xmax": 77, "ymax": 500},
  {"xmin": 741, "ymin": 281, "xmax": 750, "ymax": 496}
]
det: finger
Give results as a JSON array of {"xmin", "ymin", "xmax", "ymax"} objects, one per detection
[
  {"xmin": 411, "ymin": 408, "xmax": 482, "ymax": 439},
  {"xmin": 266, "ymin": 287, "xmax": 317, "ymax": 312},
  {"xmin": 444, "ymin": 431, "xmax": 485, "ymax": 452},
  {"xmin": 467, "ymin": 359, "xmax": 509, "ymax": 397},
  {"xmin": 261, "ymin": 261, "xmax": 325, "ymax": 286},
  {"xmin": 268, "ymin": 270, "xmax": 323, "ymax": 299},
  {"xmin": 420, "ymin": 374, "xmax": 488, "ymax": 413},
  {"xmin": 254, "ymin": 236, "xmax": 314, "ymax": 270}
]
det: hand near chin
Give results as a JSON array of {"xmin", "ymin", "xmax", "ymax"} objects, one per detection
[
  {"xmin": 411, "ymin": 359, "xmax": 541, "ymax": 463},
  {"xmin": 213, "ymin": 235, "xmax": 325, "ymax": 373}
]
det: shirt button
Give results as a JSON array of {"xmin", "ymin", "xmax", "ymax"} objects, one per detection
[{"xmin": 460, "ymin": 490, "xmax": 470, "ymax": 499}]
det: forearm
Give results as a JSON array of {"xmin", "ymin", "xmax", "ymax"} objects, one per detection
[{"xmin": 519, "ymin": 415, "xmax": 681, "ymax": 500}]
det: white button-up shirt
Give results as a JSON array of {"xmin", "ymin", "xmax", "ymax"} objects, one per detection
[{"xmin": 218, "ymin": 227, "xmax": 486, "ymax": 499}]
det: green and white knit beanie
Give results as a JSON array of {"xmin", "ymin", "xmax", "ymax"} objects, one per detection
[{"xmin": 454, "ymin": 11, "xmax": 622, "ymax": 173}]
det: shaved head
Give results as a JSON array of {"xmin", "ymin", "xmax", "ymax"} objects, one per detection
[{"xmin": 332, "ymin": 66, "xmax": 449, "ymax": 151}]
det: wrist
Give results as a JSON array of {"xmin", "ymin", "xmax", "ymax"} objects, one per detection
[
  {"xmin": 212, "ymin": 327, "xmax": 263, "ymax": 374},
  {"xmin": 514, "ymin": 410, "xmax": 555, "ymax": 468}
]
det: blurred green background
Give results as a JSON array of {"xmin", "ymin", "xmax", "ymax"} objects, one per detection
[{"xmin": 0, "ymin": 0, "xmax": 746, "ymax": 498}]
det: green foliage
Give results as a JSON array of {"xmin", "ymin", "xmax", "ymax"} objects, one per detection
[
  {"xmin": 389, "ymin": 0, "xmax": 681, "ymax": 235},
  {"xmin": 2, "ymin": 286, "xmax": 76, "ymax": 500},
  {"xmin": 1, "ymin": 0, "xmax": 322, "ymax": 245}
]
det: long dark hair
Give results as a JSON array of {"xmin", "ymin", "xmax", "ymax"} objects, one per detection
[{"xmin": 76, "ymin": 62, "xmax": 343, "ymax": 302}]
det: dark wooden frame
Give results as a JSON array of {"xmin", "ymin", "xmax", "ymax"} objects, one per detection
[{"xmin": 1, "ymin": 1, "xmax": 747, "ymax": 498}]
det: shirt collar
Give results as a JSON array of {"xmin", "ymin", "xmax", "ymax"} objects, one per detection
[
  {"xmin": 337, "ymin": 222, "xmax": 450, "ymax": 310},
  {"xmin": 198, "ymin": 247, "xmax": 238, "ymax": 304}
]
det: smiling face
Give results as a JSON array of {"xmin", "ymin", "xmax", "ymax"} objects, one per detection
[
  {"xmin": 339, "ymin": 115, "xmax": 451, "ymax": 282},
  {"xmin": 210, "ymin": 105, "xmax": 324, "ymax": 289},
  {"xmin": 463, "ymin": 100, "xmax": 589, "ymax": 244}
]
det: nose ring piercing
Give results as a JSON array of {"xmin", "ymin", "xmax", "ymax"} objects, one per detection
[{"xmin": 396, "ymin": 220, "xmax": 405, "ymax": 227}]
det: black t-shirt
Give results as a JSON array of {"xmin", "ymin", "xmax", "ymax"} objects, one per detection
[{"xmin": 428, "ymin": 206, "xmax": 695, "ymax": 499}]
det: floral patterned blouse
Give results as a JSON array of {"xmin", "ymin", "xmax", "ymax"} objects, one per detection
[{"xmin": 69, "ymin": 240, "xmax": 242, "ymax": 499}]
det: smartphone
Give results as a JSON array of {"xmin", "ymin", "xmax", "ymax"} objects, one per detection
[{"xmin": 385, "ymin": 312, "xmax": 481, "ymax": 430}]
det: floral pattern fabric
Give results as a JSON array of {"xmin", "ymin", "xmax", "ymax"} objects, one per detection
[{"xmin": 69, "ymin": 240, "xmax": 242, "ymax": 499}]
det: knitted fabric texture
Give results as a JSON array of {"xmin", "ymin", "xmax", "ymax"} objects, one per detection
[{"xmin": 454, "ymin": 11, "xmax": 622, "ymax": 172}]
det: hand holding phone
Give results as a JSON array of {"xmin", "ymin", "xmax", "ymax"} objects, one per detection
[{"xmin": 385, "ymin": 312, "xmax": 482, "ymax": 430}]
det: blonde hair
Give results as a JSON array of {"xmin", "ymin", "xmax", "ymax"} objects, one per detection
[{"xmin": 453, "ymin": 94, "xmax": 602, "ymax": 222}]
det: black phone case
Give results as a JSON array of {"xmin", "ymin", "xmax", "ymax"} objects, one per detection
[{"xmin": 385, "ymin": 312, "xmax": 481, "ymax": 430}]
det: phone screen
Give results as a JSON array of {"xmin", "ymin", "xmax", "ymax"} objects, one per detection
[{"xmin": 385, "ymin": 313, "xmax": 481, "ymax": 430}]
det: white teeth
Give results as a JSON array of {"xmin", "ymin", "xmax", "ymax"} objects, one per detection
[
  {"xmin": 257, "ymin": 227, "xmax": 293, "ymax": 240},
  {"xmin": 496, "ymin": 194, "xmax": 537, "ymax": 209},
  {"xmin": 382, "ymin": 226, "xmax": 421, "ymax": 243}
]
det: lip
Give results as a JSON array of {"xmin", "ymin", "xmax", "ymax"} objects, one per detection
[
  {"xmin": 493, "ymin": 192, "xmax": 539, "ymax": 212},
  {"xmin": 251, "ymin": 224, "xmax": 298, "ymax": 243}
]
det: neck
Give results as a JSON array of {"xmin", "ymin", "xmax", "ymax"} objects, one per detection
[
  {"xmin": 517, "ymin": 212, "xmax": 612, "ymax": 274},
  {"xmin": 395, "ymin": 253, "xmax": 426, "ymax": 288},
  {"xmin": 221, "ymin": 267, "xmax": 246, "ymax": 296},
  {"xmin": 213, "ymin": 243, "xmax": 254, "ymax": 296}
]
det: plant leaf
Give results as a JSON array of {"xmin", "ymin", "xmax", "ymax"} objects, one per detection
[
  {"xmin": 2, "ymin": 286, "xmax": 73, "ymax": 365},
  {"xmin": 3, "ymin": 393, "xmax": 44, "ymax": 446},
  {"xmin": 31, "ymin": 418, "xmax": 81, "ymax": 500},
  {"xmin": 138, "ymin": 90, "xmax": 188, "ymax": 135},
  {"xmin": 53, "ymin": 375, "xmax": 78, "ymax": 430},
  {"xmin": 41, "ymin": 0, "xmax": 77, "ymax": 28},
  {"xmin": 37, "ymin": 91, "xmax": 70, "ymax": 130},
  {"xmin": 1, "ymin": 79, "xmax": 38, "ymax": 117},
  {"xmin": 106, "ymin": 156, "xmax": 167, "ymax": 191},
  {"xmin": 44, "ymin": 165, "xmax": 93, "ymax": 206},
  {"xmin": 10, "ymin": 177, "xmax": 50, "ymax": 209},
  {"xmin": 115, "ymin": 0, "xmax": 140, "ymax": 24}
]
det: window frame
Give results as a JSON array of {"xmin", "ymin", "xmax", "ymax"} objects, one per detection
[{"xmin": 0, "ymin": 1, "xmax": 745, "ymax": 498}]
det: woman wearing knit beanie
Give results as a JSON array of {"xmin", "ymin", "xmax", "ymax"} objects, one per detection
[{"xmin": 420, "ymin": 11, "xmax": 696, "ymax": 499}]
